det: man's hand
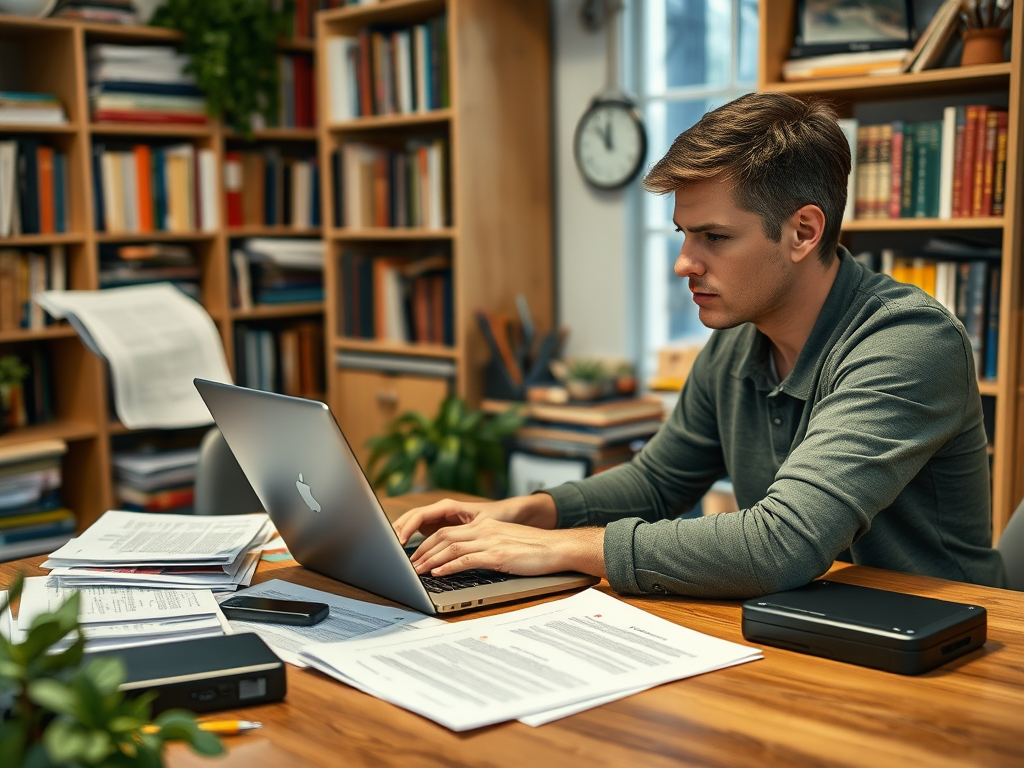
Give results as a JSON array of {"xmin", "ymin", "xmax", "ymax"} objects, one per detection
[
  {"xmin": 391, "ymin": 494, "xmax": 558, "ymax": 545},
  {"xmin": 410, "ymin": 519, "xmax": 607, "ymax": 579}
]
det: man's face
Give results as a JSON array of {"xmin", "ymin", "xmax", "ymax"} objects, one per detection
[{"xmin": 672, "ymin": 178, "xmax": 794, "ymax": 331}]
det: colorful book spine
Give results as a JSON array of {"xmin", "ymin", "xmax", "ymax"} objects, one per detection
[{"xmin": 888, "ymin": 121, "xmax": 904, "ymax": 219}]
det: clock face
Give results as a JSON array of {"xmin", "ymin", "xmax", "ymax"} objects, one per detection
[{"xmin": 574, "ymin": 99, "xmax": 647, "ymax": 190}]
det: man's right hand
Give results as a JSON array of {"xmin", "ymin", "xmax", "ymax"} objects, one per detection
[{"xmin": 391, "ymin": 493, "xmax": 558, "ymax": 545}]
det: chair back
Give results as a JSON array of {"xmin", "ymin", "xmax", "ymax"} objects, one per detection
[
  {"xmin": 193, "ymin": 427, "xmax": 264, "ymax": 516},
  {"xmin": 996, "ymin": 499, "xmax": 1024, "ymax": 591}
]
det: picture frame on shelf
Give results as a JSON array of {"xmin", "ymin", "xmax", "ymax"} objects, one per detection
[{"xmin": 790, "ymin": 0, "xmax": 917, "ymax": 58}]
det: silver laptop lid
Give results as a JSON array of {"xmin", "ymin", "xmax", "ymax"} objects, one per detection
[{"xmin": 194, "ymin": 379, "xmax": 437, "ymax": 615}]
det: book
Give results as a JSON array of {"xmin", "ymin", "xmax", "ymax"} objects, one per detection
[{"xmin": 991, "ymin": 112, "xmax": 1009, "ymax": 216}]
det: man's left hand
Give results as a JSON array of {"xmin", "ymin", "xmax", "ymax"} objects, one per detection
[{"xmin": 410, "ymin": 518, "xmax": 607, "ymax": 579}]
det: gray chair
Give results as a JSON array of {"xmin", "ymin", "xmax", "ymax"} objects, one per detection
[
  {"xmin": 996, "ymin": 498, "xmax": 1024, "ymax": 591},
  {"xmin": 193, "ymin": 428, "xmax": 264, "ymax": 516}
]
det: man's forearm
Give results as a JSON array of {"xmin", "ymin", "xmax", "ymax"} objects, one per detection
[{"xmin": 558, "ymin": 527, "xmax": 607, "ymax": 578}]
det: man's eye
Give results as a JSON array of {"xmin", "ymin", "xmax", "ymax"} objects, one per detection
[{"xmin": 706, "ymin": 233, "xmax": 726, "ymax": 242}]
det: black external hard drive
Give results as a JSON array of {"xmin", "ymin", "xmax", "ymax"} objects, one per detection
[
  {"xmin": 741, "ymin": 580, "xmax": 987, "ymax": 675},
  {"xmin": 86, "ymin": 632, "xmax": 287, "ymax": 713}
]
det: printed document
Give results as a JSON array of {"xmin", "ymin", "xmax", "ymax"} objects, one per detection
[
  {"xmin": 34, "ymin": 284, "xmax": 232, "ymax": 428},
  {"xmin": 300, "ymin": 588, "xmax": 762, "ymax": 731},
  {"xmin": 218, "ymin": 579, "xmax": 442, "ymax": 666},
  {"xmin": 18, "ymin": 578, "xmax": 220, "ymax": 628},
  {"xmin": 45, "ymin": 511, "xmax": 272, "ymax": 566}
]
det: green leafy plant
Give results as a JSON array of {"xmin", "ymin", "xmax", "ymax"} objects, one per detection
[
  {"xmin": 366, "ymin": 397, "xmax": 524, "ymax": 497},
  {"xmin": 0, "ymin": 578, "xmax": 223, "ymax": 768},
  {"xmin": 565, "ymin": 358, "xmax": 607, "ymax": 383},
  {"xmin": 151, "ymin": 0, "xmax": 295, "ymax": 135}
]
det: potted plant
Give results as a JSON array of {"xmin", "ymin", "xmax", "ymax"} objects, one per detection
[
  {"xmin": 0, "ymin": 578, "xmax": 223, "ymax": 767},
  {"xmin": 0, "ymin": 355, "xmax": 29, "ymax": 435},
  {"xmin": 151, "ymin": 0, "xmax": 296, "ymax": 135},
  {"xmin": 562, "ymin": 358, "xmax": 608, "ymax": 401},
  {"xmin": 613, "ymin": 361, "xmax": 637, "ymax": 396},
  {"xmin": 366, "ymin": 396, "xmax": 523, "ymax": 497}
]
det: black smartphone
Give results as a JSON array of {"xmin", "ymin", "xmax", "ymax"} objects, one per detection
[{"xmin": 220, "ymin": 596, "xmax": 330, "ymax": 626}]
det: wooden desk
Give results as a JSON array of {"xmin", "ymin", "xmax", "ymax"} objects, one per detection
[{"xmin": 3, "ymin": 492, "xmax": 1023, "ymax": 767}]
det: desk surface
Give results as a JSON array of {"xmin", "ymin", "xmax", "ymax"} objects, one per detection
[{"xmin": 3, "ymin": 492, "xmax": 1023, "ymax": 767}]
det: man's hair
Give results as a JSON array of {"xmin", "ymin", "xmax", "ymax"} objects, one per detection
[{"xmin": 643, "ymin": 93, "xmax": 850, "ymax": 266}]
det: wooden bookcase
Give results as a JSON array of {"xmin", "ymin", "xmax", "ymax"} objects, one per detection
[
  {"xmin": 315, "ymin": 0, "xmax": 553, "ymax": 467},
  {"xmin": 759, "ymin": 1, "xmax": 1024, "ymax": 539},
  {"xmin": 0, "ymin": 16, "xmax": 325, "ymax": 528}
]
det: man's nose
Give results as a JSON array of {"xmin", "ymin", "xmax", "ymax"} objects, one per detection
[{"xmin": 674, "ymin": 240, "xmax": 703, "ymax": 278}]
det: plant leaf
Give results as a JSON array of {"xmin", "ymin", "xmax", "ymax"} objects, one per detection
[
  {"xmin": 27, "ymin": 678, "xmax": 77, "ymax": 717},
  {"xmin": 42, "ymin": 718, "xmax": 89, "ymax": 762}
]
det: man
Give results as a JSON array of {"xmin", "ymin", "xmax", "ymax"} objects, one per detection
[{"xmin": 393, "ymin": 93, "xmax": 1007, "ymax": 597}]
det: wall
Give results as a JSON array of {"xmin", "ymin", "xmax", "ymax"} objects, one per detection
[{"xmin": 550, "ymin": 0, "xmax": 632, "ymax": 361}]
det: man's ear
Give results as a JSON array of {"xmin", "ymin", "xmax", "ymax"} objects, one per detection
[{"xmin": 786, "ymin": 204, "xmax": 825, "ymax": 265}]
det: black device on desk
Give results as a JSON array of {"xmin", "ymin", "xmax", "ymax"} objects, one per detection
[
  {"xmin": 741, "ymin": 580, "xmax": 987, "ymax": 675},
  {"xmin": 87, "ymin": 633, "xmax": 286, "ymax": 713},
  {"xmin": 221, "ymin": 595, "xmax": 329, "ymax": 626}
]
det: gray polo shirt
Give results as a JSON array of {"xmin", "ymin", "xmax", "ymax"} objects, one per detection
[{"xmin": 545, "ymin": 249, "xmax": 1007, "ymax": 598}]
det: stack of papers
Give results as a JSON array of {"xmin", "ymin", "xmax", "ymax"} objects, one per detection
[
  {"xmin": 301, "ymin": 589, "xmax": 762, "ymax": 731},
  {"xmin": 12, "ymin": 578, "xmax": 229, "ymax": 652},
  {"xmin": 41, "ymin": 510, "xmax": 272, "ymax": 592},
  {"xmin": 218, "ymin": 579, "xmax": 443, "ymax": 666}
]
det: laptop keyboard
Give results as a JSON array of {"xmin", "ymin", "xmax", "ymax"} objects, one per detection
[{"xmin": 419, "ymin": 569, "xmax": 512, "ymax": 593}]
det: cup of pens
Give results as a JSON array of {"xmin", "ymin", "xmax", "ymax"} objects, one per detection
[{"xmin": 960, "ymin": 0, "xmax": 1013, "ymax": 66}]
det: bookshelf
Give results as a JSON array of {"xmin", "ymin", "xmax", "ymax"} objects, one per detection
[
  {"xmin": 315, "ymin": 0, "xmax": 553, "ymax": 468},
  {"xmin": 759, "ymin": 1, "xmax": 1023, "ymax": 539},
  {"xmin": 0, "ymin": 14, "xmax": 327, "ymax": 528}
]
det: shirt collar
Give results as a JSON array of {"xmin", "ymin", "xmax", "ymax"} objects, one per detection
[{"xmin": 731, "ymin": 246, "xmax": 860, "ymax": 399}]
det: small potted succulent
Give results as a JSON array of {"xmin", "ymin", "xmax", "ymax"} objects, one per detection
[
  {"xmin": 562, "ymin": 358, "xmax": 608, "ymax": 401},
  {"xmin": 0, "ymin": 355, "xmax": 30, "ymax": 435}
]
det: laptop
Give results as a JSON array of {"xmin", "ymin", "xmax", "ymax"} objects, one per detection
[{"xmin": 194, "ymin": 379, "xmax": 598, "ymax": 614}]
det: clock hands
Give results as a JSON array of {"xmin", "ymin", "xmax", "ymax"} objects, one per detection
[{"xmin": 604, "ymin": 112, "xmax": 613, "ymax": 150}]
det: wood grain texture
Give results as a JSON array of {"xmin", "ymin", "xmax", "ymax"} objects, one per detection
[{"xmin": 2, "ymin": 492, "xmax": 1021, "ymax": 768}]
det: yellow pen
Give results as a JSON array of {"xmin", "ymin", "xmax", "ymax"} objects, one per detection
[{"xmin": 142, "ymin": 720, "xmax": 262, "ymax": 736}]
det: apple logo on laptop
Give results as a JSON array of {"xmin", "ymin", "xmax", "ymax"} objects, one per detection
[{"xmin": 296, "ymin": 473, "xmax": 321, "ymax": 513}]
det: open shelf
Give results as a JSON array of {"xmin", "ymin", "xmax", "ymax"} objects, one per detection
[
  {"xmin": 0, "ymin": 326, "xmax": 78, "ymax": 344},
  {"xmin": 224, "ymin": 127, "xmax": 318, "ymax": 141},
  {"xmin": 232, "ymin": 303, "xmax": 324, "ymax": 320},
  {"xmin": 0, "ymin": 123, "xmax": 78, "ymax": 134},
  {"xmin": 765, "ymin": 63, "xmax": 1013, "ymax": 101},
  {"xmin": 227, "ymin": 226, "xmax": 323, "ymax": 238},
  {"xmin": 320, "ymin": 0, "xmax": 446, "ymax": 25},
  {"xmin": 334, "ymin": 338, "xmax": 458, "ymax": 359},
  {"xmin": 842, "ymin": 217, "xmax": 1006, "ymax": 232},
  {"xmin": 95, "ymin": 231, "xmax": 217, "ymax": 243},
  {"xmin": 0, "ymin": 233, "xmax": 85, "ymax": 246},
  {"xmin": 330, "ymin": 227, "xmax": 456, "ymax": 240},
  {"xmin": 0, "ymin": 421, "xmax": 98, "ymax": 448},
  {"xmin": 327, "ymin": 109, "xmax": 452, "ymax": 132},
  {"xmin": 89, "ymin": 122, "xmax": 214, "ymax": 138}
]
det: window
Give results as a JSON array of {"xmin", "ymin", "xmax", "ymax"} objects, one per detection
[{"xmin": 630, "ymin": 0, "xmax": 759, "ymax": 377}]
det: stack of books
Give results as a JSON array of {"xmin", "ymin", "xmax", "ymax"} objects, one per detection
[
  {"xmin": 98, "ymin": 243, "xmax": 200, "ymax": 300},
  {"xmin": 222, "ymin": 150, "xmax": 320, "ymax": 229},
  {"xmin": 113, "ymin": 447, "xmax": 200, "ymax": 514},
  {"xmin": 231, "ymin": 238, "xmax": 324, "ymax": 309},
  {"xmin": 0, "ymin": 439, "xmax": 75, "ymax": 563},
  {"xmin": 483, "ymin": 398, "xmax": 665, "ymax": 472},
  {"xmin": 92, "ymin": 141, "xmax": 219, "ymax": 233},
  {"xmin": 331, "ymin": 139, "xmax": 448, "ymax": 228},
  {"xmin": 235, "ymin": 321, "xmax": 325, "ymax": 397},
  {"xmin": 51, "ymin": 0, "xmax": 140, "ymax": 24},
  {"xmin": 0, "ymin": 92, "xmax": 66, "ymax": 126},
  {"xmin": 844, "ymin": 106, "xmax": 1009, "ymax": 222},
  {"xmin": 340, "ymin": 251, "xmax": 452, "ymax": 344},
  {"xmin": 325, "ymin": 12, "xmax": 449, "ymax": 121},
  {"xmin": 781, "ymin": 48, "xmax": 911, "ymax": 81},
  {"xmin": 88, "ymin": 44, "xmax": 207, "ymax": 125},
  {"xmin": 0, "ymin": 349, "xmax": 54, "ymax": 431},
  {"xmin": 0, "ymin": 139, "xmax": 71, "ymax": 236},
  {"xmin": 0, "ymin": 245, "xmax": 66, "ymax": 331}
]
